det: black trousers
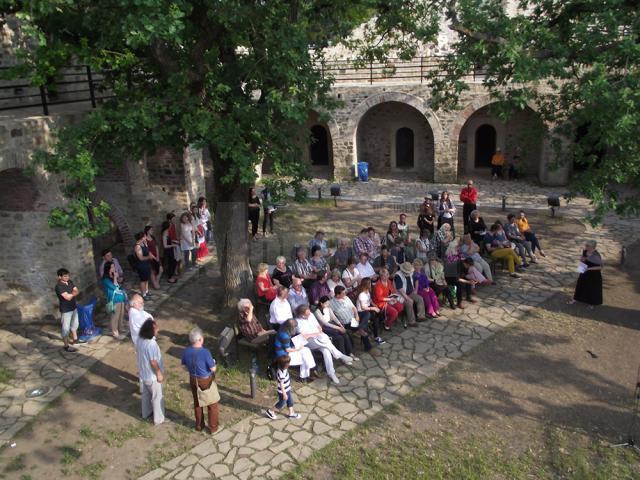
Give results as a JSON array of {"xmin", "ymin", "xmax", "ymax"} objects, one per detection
[
  {"xmin": 248, "ymin": 209, "xmax": 260, "ymax": 237},
  {"xmin": 164, "ymin": 247, "xmax": 176, "ymax": 278},
  {"xmin": 445, "ymin": 277, "xmax": 471, "ymax": 305}
]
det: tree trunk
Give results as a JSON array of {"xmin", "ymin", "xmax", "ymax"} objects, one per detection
[{"xmin": 210, "ymin": 146, "xmax": 253, "ymax": 308}]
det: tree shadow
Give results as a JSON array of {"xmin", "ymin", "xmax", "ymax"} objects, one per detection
[{"xmin": 407, "ymin": 324, "xmax": 639, "ymax": 443}]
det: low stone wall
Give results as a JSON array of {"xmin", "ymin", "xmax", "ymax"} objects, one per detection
[{"xmin": 0, "ymin": 211, "xmax": 96, "ymax": 324}]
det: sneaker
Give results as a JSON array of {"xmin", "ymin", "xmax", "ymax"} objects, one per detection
[
  {"xmin": 63, "ymin": 346, "xmax": 78, "ymax": 353},
  {"xmin": 375, "ymin": 337, "xmax": 386, "ymax": 345},
  {"xmin": 510, "ymin": 273, "xmax": 521, "ymax": 278},
  {"xmin": 265, "ymin": 409, "xmax": 277, "ymax": 420},
  {"xmin": 383, "ymin": 324, "xmax": 391, "ymax": 331},
  {"xmin": 287, "ymin": 413, "xmax": 302, "ymax": 420},
  {"xmin": 342, "ymin": 356, "xmax": 354, "ymax": 366},
  {"xmin": 117, "ymin": 334, "xmax": 128, "ymax": 341},
  {"xmin": 349, "ymin": 354, "xmax": 360, "ymax": 361},
  {"xmin": 328, "ymin": 373, "xmax": 340, "ymax": 384}
]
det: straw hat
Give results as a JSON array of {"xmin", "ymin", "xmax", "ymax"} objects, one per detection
[{"xmin": 399, "ymin": 262, "xmax": 414, "ymax": 275}]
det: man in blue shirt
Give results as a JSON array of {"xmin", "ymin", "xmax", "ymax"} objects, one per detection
[{"xmin": 181, "ymin": 327, "xmax": 218, "ymax": 433}]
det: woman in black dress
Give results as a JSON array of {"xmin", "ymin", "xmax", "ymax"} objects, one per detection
[
  {"xmin": 134, "ymin": 231, "xmax": 155, "ymax": 299},
  {"xmin": 568, "ymin": 240, "xmax": 602, "ymax": 308},
  {"xmin": 467, "ymin": 210, "xmax": 488, "ymax": 246},
  {"xmin": 248, "ymin": 187, "xmax": 261, "ymax": 240}
]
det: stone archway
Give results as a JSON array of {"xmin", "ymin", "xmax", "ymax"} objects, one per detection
[
  {"xmin": 454, "ymin": 98, "xmax": 546, "ymax": 180},
  {"xmin": 345, "ymin": 92, "xmax": 444, "ymax": 180},
  {"xmin": 303, "ymin": 110, "xmax": 337, "ymax": 178}
]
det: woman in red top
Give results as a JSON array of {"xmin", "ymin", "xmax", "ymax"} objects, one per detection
[
  {"xmin": 256, "ymin": 263, "xmax": 277, "ymax": 301},
  {"xmin": 373, "ymin": 268, "xmax": 404, "ymax": 330}
]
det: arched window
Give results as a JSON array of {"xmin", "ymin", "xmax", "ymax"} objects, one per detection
[
  {"xmin": 309, "ymin": 125, "xmax": 329, "ymax": 166},
  {"xmin": 475, "ymin": 124, "xmax": 497, "ymax": 168},
  {"xmin": 395, "ymin": 127, "xmax": 414, "ymax": 168}
]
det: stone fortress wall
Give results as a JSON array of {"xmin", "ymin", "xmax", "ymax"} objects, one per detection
[{"xmin": 0, "ymin": 2, "xmax": 569, "ymax": 322}]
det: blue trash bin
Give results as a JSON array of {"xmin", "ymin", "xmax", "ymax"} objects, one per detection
[
  {"xmin": 77, "ymin": 296, "xmax": 102, "ymax": 342},
  {"xmin": 357, "ymin": 162, "xmax": 369, "ymax": 182}
]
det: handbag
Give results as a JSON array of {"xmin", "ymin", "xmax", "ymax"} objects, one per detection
[
  {"xmin": 196, "ymin": 379, "xmax": 220, "ymax": 407},
  {"xmin": 106, "ymin": 286, "xmax": 118, "ymax": 314},
  {"xmin": 191, "ymin": 350, "xmax": 220, "ymax": 407}
]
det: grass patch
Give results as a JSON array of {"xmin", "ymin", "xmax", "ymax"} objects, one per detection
[
  {"xmin": 216, "ymin": 356, "xmax": 270, "ymax": 391},
  {"xmin": 0, "ymin": 366, "xmax": 15, "ymax": 384},
  {"xmin": 78, "ymin": 461, "xmax": 106, "ymax": 480},
  {"xmin": 60, "ymin": 445, "xmax": 83, "ymax": 466},
  {"xmin": 102, "ymin": 421, "xmax": 152, "ymax": 448},
  {"xmin": 131, "ymin": 424, "xmax": 192, "ymax": 478},
  {"xmin": 79, "ymin": 426, "xmax": 99, "ymax": 440},
  {"xmin": 286, "ymin": 425, "xmax": 640, "ymax": 480},
  {"xmin": 4, "ymin": 453, "xmax": 26, "ymax": 472}
]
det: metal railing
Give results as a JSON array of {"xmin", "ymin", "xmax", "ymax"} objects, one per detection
[
  {"xmin": 318, "ymin": 56, "xmax": 487, "ymax": 84},
  {"xmin": 0, "ymin": 64, "xmax": 114, "ymax": 115},
  {"xmin": 0, "ymin": 57, "xmax": 487, "ymax": 115}
]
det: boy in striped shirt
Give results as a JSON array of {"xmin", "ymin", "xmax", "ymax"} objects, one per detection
[{"xmin": 265, "ymin": 355, "xmax": 301, "ymax": 420}]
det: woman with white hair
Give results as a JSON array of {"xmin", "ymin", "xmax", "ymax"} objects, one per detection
[
  {"xmin": 181, "ymin": 327, "xmax": 219, "ymax": 433},
  {"xmin": 238, "ymin": 298, "xmax": 275, "ymax": 344},
  {"xmin": 271, "ymin": 256, "xmax": 294, "ymax": 289},
  {"xmin": 568, "ymin": 240, "xmax": 603, "ymax": 308}
]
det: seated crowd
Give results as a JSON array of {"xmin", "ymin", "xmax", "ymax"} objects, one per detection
[{"xmin": 239, "ymin": 194, "xmax": 547, "ymax": 389}]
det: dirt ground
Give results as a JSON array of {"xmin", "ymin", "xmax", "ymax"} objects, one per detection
[
  {"xmin": 0, "ymin": 200, "xmax": 627, "ymax": 479},
  {"xmin": 289, "ymin": 238, "xmax": 640, "ymax": 479}
]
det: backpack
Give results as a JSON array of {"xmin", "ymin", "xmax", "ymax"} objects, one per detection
[{"xmin": 127, "ymin": 253, "xmax": 138, "ymax": 269}]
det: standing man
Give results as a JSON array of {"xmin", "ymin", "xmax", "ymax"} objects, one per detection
[
  {"xmin": 55, "ymin": 268, "xmax": 80, "ymax": 352},
  {"xmin": 491, "ymin": 148, "xmax": 505, "ymax": 179},
  {"xmin": 459, "ymin": 180, "xmax": 478, "ymax": 234},
  {"xmin": 128, "ymin": 294, "xmax": 153, "ymax": 346}
]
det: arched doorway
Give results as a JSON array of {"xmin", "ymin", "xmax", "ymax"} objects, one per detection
[
  {"xmin": 457, "ymin": 102, "xmax": 545, "ymax": 179},
  {"xmin": 310, "ymin": 125, "xmax": 329, "ymax": 166},
  {"xmin": 395, "ymin": 128, "xmax": 414, "ymax": 168},
  {"xmin": 356, "ymin": 101, "xmax": 435, "ymax": 179},
  {"xmin": 475, "ymin": 124, "xmax": 496, "ymax": 168}
]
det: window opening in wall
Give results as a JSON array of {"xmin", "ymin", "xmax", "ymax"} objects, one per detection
[
  {"xmin": 310, "ymin": 125, "xmax": 329, "ymax": 166},
  {"xmin": 475, "ymin": 124, "xmax": 496, "ymax": 168},
  {"xmin": 395, "ymin": 127, "xmax": 414, "ymax": 169}
]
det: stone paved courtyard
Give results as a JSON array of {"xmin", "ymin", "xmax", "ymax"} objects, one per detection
[
  {"xmin": 137, "ymin": 181, "xmax": 638, "ymax": 480},
  {"xmin": 0, "ymin": 178, "xmax": 637, "ymax": 479}
]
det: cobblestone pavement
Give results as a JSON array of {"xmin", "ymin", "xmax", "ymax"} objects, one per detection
[
  {"xmin": 307, "ymin": 176, "xmax": 593, "ymax": 217},
  {"xmin": 141, "ymin": 202, "xmax": 639, "ymax": 478},
  {"xmin": 0, "ymin": 256, "xmax": 215, "ymax": 444}
]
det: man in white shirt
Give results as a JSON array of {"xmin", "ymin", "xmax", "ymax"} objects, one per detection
[
  {"xmin": 356, "ymin": 253, "xmax": 377, "ymax": 282},
  {"xmin": 295, "ymin": 304, "xmax": 352, "ymax": 384},
  {"xmin": 129, "ymin": 294, "xmax": 153, "ymax": 346},
  {"xmin": 269, "ymin": 286, "xmax": 293, "ymax": 326}
]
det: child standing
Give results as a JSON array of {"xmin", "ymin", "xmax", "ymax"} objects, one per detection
[{"xmin": 265, "ymin": 355, "xmax": 301, "ymax": 420}]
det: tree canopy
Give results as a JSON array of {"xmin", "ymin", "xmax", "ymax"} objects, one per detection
[
  {"xmin": 0, "ymin": 0, "xmax": 638, "ymax": 301},
  {"xmin": 433, "ymin": 0, "xmax": 640, "ymax": 222}
]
